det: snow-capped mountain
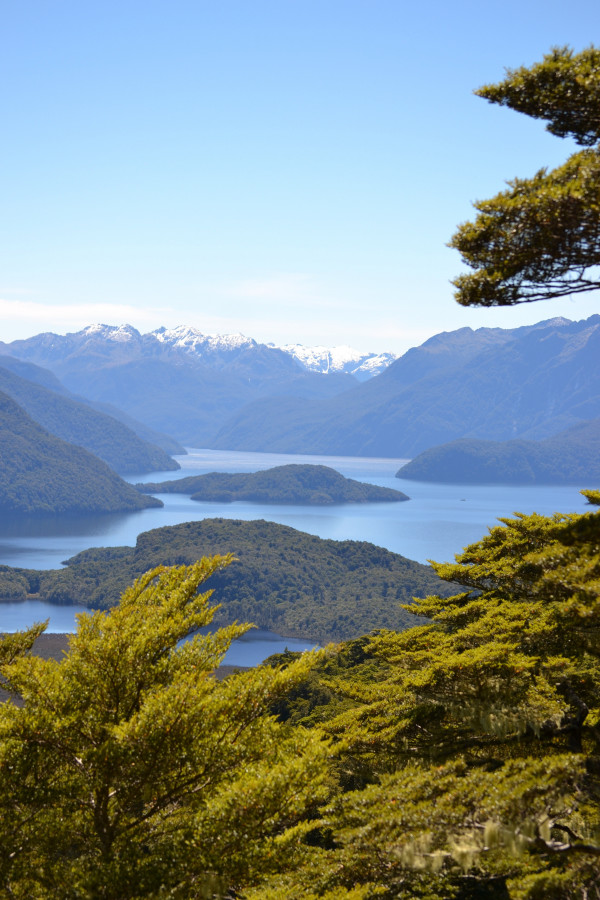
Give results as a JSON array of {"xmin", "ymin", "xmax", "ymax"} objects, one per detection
[
  {"xmin": 81, "ymin": 324, "xmax": 260, "ymax": 362},
  {"xmin": 82, "ymin": 323, "xmax": 139, "ymax": 343},
  {"xmin": 274, "ymin": 343, "xmax": 397, "ymax": 381},
  {"xmin": 2, "ymin": 325, "xmax": 270, "ymax": 371},
  {"xmin": 150, "ymin": 326, "xmax": 256, "ymax": 357},
  {"xmin": 0, "ymin": 324, "xmax": 362, "ymax": 447},
  {"xmin": 2, "ymin": 325, "xmax": 395, "ymax": 380}
]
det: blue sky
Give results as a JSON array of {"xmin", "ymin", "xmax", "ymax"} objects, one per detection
[{"xmin": 1, "ymin": 0, "xmax": 598, "ymax": 353}]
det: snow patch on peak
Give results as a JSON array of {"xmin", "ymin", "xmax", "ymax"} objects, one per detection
[
  {"xmin": 148, "ymin": 327, "xmax": 255, "ymax": 354},
  {"xmin": 203, "ymin": 332, "xmax": 256, "ymax": 352},
  {"xmin": 80, "ymin": 323, "xmax": 140, "ymax": 342},
  {"xmin": 275, "ymin": 343, "xmax": 396, "ymax": 379}
]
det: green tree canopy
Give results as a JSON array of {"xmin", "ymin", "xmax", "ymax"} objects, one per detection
[
  {"xmin": 252, "ymin": 493, "xmax": 600, "ymax": 899},
  {"xmin": 0, "ymin": 560, "xmax": 329, "ymax": 899},
  {"xmin": 450, "ymin": 46, "xmax": 600, "ymax": 307}
]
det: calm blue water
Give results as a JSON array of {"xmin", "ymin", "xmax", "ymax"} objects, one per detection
[
  {"xmin": 0, "ymin": 600, "xmax": 316, "ymax": 667},
  {"xmin": 0, "ymin": 448, "xmax": 592, "ymax": 659}
]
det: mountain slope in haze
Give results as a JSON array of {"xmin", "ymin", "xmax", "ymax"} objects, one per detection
[
  {"xmin": 396, "ymin": 418, "xmax": 600, "ymax": 485},
  {"xmin": 0, "ymin": 325, "xmax": 357, "ymax": 446},
  {"xmin": 81, "ymin": 399, "xmax": 186, "ymax": 457},
  {"xmin": 5, "ymin": 317, "xmax": 599, "ymax": 458},
  {"xmin": 210, "ymin": 316, "xmax": 600, "ymax": 457},
  {"xmin": 0, "ymin": 391, "xmax": 162, "ymax": 515},
  {"xmin": 0, "ymin": 355, "xmax": 184, "ymax": 457},
  {"xmin": 0, "ymin": 519, "xmax": 454, "ymax": 642},
  {"xmin": 137, "ymin": 464, "xmax": 409, "ymax": 504},
  {"xmin": 0, "ymin": 360, "xmax": 179, "ymax": 474}
]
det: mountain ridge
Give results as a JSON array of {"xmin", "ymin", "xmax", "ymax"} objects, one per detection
[
  {"xmin": 0, "ymin": 360, "xmax": 180, "ymax": 474},
  {"xmin": 210, "ymin": 315, "xmax": 600, "ymax": 457},
  {"xmin": 3, "ymin": 316, "xmax": 599, "ymax": 459},
  {"xmin": 0, "ymin": 325, "xmax": 361, "ymax": 446},
  {"xmin": 0, "ymin": 324, "xmax": 394, "ymax": 379},
  {"xmin": 0, "ymin": 391, "xmax": 162, "ymax": 515}
]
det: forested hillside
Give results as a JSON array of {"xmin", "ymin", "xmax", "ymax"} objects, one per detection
[
  {"xmin": 0, "ymin": 360, "xmax": 179, "ymax": 474},
  {"xmin": 137, "ymin": 464, "xmax": 409, "ymax": 504},
  {"xmin": 0, "ymin": 518, "xmax": 452, "ymax": 641},
  {"xmin": 0, "ymin": 391, "xmax": 162, "ymax": 514},
  {"xmin": 396, "ymin": 417, "xmax": 600, "ymax": 484}
]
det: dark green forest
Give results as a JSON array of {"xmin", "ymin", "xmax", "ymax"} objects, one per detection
[
  {"xmin": 137, "ymin": 464, "xmax": 409, "ymax": 504},
  {"xmin": 1, "ymin": 492, "xmax": 599, "ymax": 898}
]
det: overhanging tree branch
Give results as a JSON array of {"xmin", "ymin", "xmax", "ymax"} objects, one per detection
[{"xmin": 450, "ymin": 47, "xmax": 600, "ymax": 307}]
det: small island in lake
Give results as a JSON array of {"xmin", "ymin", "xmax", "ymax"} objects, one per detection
[{"xmin": 137, "ymin": 463, "xmax": 410, "ymax": 505}]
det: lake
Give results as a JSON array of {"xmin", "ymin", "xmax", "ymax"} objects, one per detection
[{"xmin": 0, "ymin": 447, "xmax": 592, "ymax": 661}]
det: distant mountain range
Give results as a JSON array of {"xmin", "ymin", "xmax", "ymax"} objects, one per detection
[
  {"xmin": 2, "ymin": 317, "xmax": 599, "ymax": 469},
  {"xmin": 1, "ymin": 324, "xmax": 393, "ymax": 380},
  {"xmin": 274, "ymin": 343, "xmax": 396, "ymax": 380},
  {"xmin": 0, "ymin": 325, "xmax": 366, "ymax": 446},
  {"xmin": 210, "ymin": 316, "xmax": 600, "ymax": 457},
  {"xmin": 0, "ymin": 391, "xmax": 162, "ymax": 515}
]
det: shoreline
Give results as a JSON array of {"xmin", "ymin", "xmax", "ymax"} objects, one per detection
[{"xmin": 1, "ymin": 633, "xmax": 250, "ymax": 683}]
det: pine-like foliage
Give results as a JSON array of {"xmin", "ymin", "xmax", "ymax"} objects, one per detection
[
  {"xmin": 249, "ymin": 492, "xmax": 600, "ymax": 899},
  {"xmin": 0, "ymin": 560, "xmax": 329, "ymax": 899},
  {"xmin": 450, "ymin": 46, "xmax": 600, "ymax": 306}
]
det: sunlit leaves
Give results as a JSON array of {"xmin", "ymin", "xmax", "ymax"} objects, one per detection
[
  {"xmin": 450, "ymin": 150, "xmax": 600, "ymax": 305},
  {"xmin": 0, "ymin": 560, "xmax": 329, "ymax": 898},
  {"xmin": 477, "ymin": 46, "xmax": 600, "ymax": 146},
  {"xmin": 273, "ymin": 492, "xmax": 600, "ymax": 898}
]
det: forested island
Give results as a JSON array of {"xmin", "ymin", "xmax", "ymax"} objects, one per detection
[
  {"xmin": 0, "ymin": 391, "xmax": 162, "ymax": 514},
  {"xmin": 0, "ymin": 518, "xmax": 450, "ymax": 642},
  {"xmin": 137, "ymin": 464, "xmax": 409, "ymax": 504}
]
